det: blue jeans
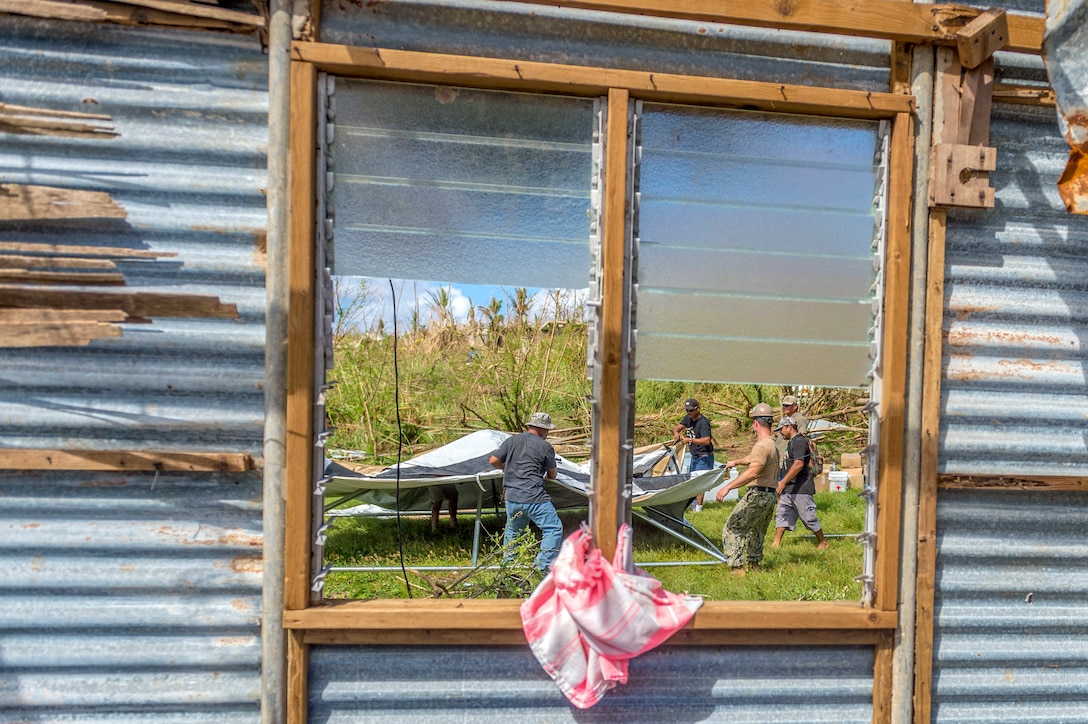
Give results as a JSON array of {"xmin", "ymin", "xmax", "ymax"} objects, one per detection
[
  {"xmin": 504, "ymin": 500, "xmax": 563, "ymax": 571},
  {"xmin": 690, "ymin": 453, "xmax": 715, "ymax": 471}
]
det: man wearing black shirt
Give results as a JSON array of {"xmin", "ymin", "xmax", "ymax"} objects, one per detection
[
  {"xmin": 673, "ymin": 398, "xmax": 714, "ymax": 511},
  {"xmin": 771, "ymin": 416, "xmax": 827, "ymax": 550}
]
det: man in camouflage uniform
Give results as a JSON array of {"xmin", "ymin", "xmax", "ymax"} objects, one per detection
[{"xmin": 715, "ymin": 403, "xmax": 781, "ymax": 574}]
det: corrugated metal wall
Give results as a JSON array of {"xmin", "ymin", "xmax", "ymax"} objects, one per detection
[
  {"xmin": 311, "ymin": 1, "xmax": 889, "ymax": 720},
  {"xmin": 940, "ymin": 100, "xmax": 1088, "ymax": 476},
  {"xmin": 930, "ymin": 25, "xmax": 1088, "ymax": 715},
  {"xmin": 319, "ymin": 0, "xmax": 892, "ymax": 92},
  {"xmin": 310, "ymin": 644, "xmax": 876, "ymax": 722},
  {"xmin": 0, "ymin": 15, "xmax": 268, "ymax": 453},
  {"xmin": 0, "ymin": 14, "xmax": 267, "ymax": 721},
  {"xmin": 931, "ymin": 489, "xmax": 1088, "ymax": 723}
]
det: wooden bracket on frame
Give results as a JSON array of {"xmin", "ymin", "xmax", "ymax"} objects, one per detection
[
  {"xmin": 929, "ymin": 143, "xmax": 997, "ymax": 208},
  {"xmin": 955, "ymin": 8, "xmax": 1009, "ymax": 69},
  {"xmin": 930, "ymin": 47, "xmax": 997, "ymax": 209}
]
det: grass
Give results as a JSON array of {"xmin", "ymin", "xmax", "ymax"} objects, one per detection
[{"xmin": 322, "ymin": 489, "xmax": 865, "ymax": 601}]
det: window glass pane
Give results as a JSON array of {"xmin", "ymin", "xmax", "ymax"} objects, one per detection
[
  {"xmin": 329, "ymin": 80, "xmax": 595, "ymax": 289},
  {"xmin": 634, "ymin": 104, "xmax": 882, "ymax": 387}
]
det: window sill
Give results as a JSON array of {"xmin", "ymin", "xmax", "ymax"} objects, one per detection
[{"xmin": 284, "ymin": 599, "xmax": 895, "ymax": 645}]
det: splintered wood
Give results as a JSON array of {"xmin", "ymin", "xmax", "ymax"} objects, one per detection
[
  {"xmin": 0, "ymin": 185, "xmax": 125, "ymax": 221},
  {"xmin": 0, "ymin": 102, "xmax": 117, "ymax": 139},
  {"xmin": 0, "ymin": 181, "xmax": 239, "ymax": 347},
  {"xmin": 0, "ymin": 0, "xmax": 263, "ymax": 31}
]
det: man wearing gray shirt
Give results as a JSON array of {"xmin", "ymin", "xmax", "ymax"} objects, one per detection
[{"xmin": 489, "ymin": 412, "xmax": 563, "ymax": 571}]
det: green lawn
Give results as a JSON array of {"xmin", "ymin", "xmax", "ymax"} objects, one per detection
[{"xmin": 322, "ymin": 488, "xmax": 865, "ymax": 601}]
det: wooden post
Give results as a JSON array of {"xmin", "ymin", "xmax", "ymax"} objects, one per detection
[
  {"xmin": 913, "ymin": 209, "xmax": 947, "ymax": 724},
  {"xmin": 874, "ymin": 111, "xmax": 913, "ymax": 613},
  {"xmin": 285, "ymin": 61, "xmax": 317, "ymax": 612},
  {"xmin": 592, "ymin": 88, "xmax": 630, "ymax": 562},
  {"xmin": 287, "ymin": 629, "xmax": 309, "ymax": 724}
]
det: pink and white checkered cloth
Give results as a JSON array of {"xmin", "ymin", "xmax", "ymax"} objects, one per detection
[{"xmin": 520, "ymin": 524, "xmax": 703, "ymax": 708}]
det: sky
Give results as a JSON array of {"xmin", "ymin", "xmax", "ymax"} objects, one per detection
[{"xmin": 334, "ymin": 276, "xmax": 589, "ymax": 333}]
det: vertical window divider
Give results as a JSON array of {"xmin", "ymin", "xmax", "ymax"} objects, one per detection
[{"xmin": 590, "ymin": 87, "xmax": 631, "ymax": 561}]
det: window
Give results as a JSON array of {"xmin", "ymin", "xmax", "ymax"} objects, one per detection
[{"xmin": 284, "ymin": 44, "xmax": 911, "ymax": 639}]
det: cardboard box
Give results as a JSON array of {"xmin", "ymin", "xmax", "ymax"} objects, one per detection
[
  {"xmin": 840, "ymin": 452, "xmax": 863, "ymax": 469},
  {"xmin": 841, "ymin": 466, "xmax": 865, "ymax": 488},
  {"xmin": 814, "ymin": 472, "xmax": 829, "ymax": 493}
]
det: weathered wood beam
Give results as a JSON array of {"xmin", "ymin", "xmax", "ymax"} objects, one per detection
[
  {"xmin": 955, "ymin": 8, "xmax": 1009, "ymax": 68},
  {"xmin": 501, "ymin": 0, "xmax": 1043, "ymax": 55},
  {"xmin": 104, "ymin": 0, "xmax": 264, "ymax": 26},
  {"xmin": 0, "ymin": 184, "xmax": 125, "ymax": 221},
  {"xmin": 0, "ymin": 449, "xmax": 256, "ymax": 471},
  {"xmin": 304, "ymin": 628, "xmax": 887, "ymax": 646},
  {"xmin": 284, "ymin": 599, "xmax": 898, "ymax": 632},
  {"xmin": 0, "ymin": 309, "xmax": 126, "ymax": 324},
  {"xmin": 292, "ymin": 43, "xmax": 914, "ymax": 119},
  {"xmin": 0, "ymin": 241, "xmax": 171, "ymax": 259},
  {"xmin": 939, "ymin": 475, "xmax": 1088, "ymax": 490},
  {"xmin": 0, "ymin": 286, "xmax": 239, "ymax": 319},
  {"xmin": 0, "ymin": 0, "xmax": 107, "ymax": 21},
  {"xmin": 0, "ymin": 320, "xmax": 122, "ymax": 347},
  {"xmin": 0, "ymin": 269, "xmax": 126, "ymax": 285},
  {"xmin": 0, "ymin": 254, "xmax": 117, "ymax": 270}
]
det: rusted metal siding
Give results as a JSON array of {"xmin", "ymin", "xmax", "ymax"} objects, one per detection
[
  {"xmin": 0, "ymin": 469, "xmax": 263, "ymax": 720},
  {"xmin": 0, "ymin": 13, "xmax": 267, "ymax": 721},
  {"xmin": 930, "ymin": 488, "xmax": 1088, "ymax": 723},
  {"xmin": 940, "ymin": 103, "xmax": 1088, "ymax": 475},
  {"xmin": 0, "ymin": 14, "xmax": 268, "ymax": 454},
  {"xmin": 310, "ymin": 644, "xmax": 875, "ymax": 722},
  {"xmin": 1044, "ymin": 0, "xmax": 1088, "ymax": 213}
]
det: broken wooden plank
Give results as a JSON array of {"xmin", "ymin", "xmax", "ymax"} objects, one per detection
[
  {"xmin": 0, "ymin": 242, "xmax": 172, "ymax": 259},
  {"xmin": 0, "ymin": 184, "xmax": 126, "ymax": 221},
  {"xmin": 939, "ymin": 474, "xmax": 1088, "ymax": 491},
  {"xmin": 0, "ymin": 0, "xmax": 107, "ymax": 21},
  {"xmin": 0, "ymin": 448, "xmax": 257, "ymax": 472},
  {"xmin": 0, "ymin": 286, "xmax": 239, "ymax": 319},
  {"xmin": 0, "ymin": 102, "xmax": 112, "ymax": 122},
  {"xmin": 0, "ymin": 269, "xmax": 126, "ymax": 285},
  {"xmin": 0, "ymin": 321, "xmax": 123, "ymax": 347},
  {"xmin": 992, "ymin": 83, "xmax": 1056, "ymax": 106},
  {"xmin": 956, "ymin": 8, "xmax": 1009, "ymax": 69},
  {"xmin": 0, "ymin": 115, "xmax": 119, "ymax": 139},
  {"xmin": 0, "ymin": 308, "xmax": 127, "ymax": 324},
  {"xmin": 0, "ymin": 254, "xmax": 117, "ymax": 270},
  {"xmin": 80, "ymin": 0, "xmax": 243, "ymax": 31},
  {"xmin": 105, "ymin": 0, "xmax": 264, "ymax": 26}
]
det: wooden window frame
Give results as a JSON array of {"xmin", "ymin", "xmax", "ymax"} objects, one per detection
[{"xmin": 283, "ymin": 40, "xmax": 913, "ymax": 645}]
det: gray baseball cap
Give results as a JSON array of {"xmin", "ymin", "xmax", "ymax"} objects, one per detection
[
  {"xmin": 527, "ymin": 411, "xmax": 556, "ymax": 430},
  {"xmin": 684, "ymin": 398, "xmax": 700, "ymax": 411},
  {"xmin": 775, "ymin": 416, "xmax": 798, "ymax": 431}
]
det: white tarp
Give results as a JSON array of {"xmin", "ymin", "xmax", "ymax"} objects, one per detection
[{"xmin": 325, "ymin": 429, "xmax": 728, "ymax": 512}]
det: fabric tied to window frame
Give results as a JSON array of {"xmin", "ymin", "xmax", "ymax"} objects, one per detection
[{"xmin": 520, "ymin": 523, "xmax": 703, "ymax": 708}]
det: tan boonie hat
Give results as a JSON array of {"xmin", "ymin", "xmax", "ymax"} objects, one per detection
[
  {"xmin": 781, "ymin": 395, "xmax": 798, "ymax": 406},
  {"xmin": 527, "ymin": 411, "xmax": 556, "ymax": 430}
]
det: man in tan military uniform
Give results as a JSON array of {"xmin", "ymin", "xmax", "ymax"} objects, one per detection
[{"xmin": 715, "ymin": 403, "xmax": 781, "ymax": 574}]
